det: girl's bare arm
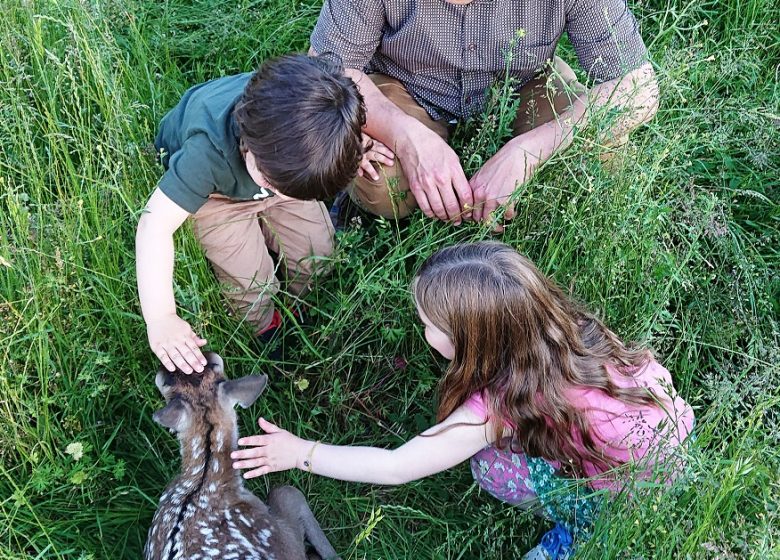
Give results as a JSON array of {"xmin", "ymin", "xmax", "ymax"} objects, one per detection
[{"xmin": 232, "ymin": 405, "xmax": 495, "ymax": 484}]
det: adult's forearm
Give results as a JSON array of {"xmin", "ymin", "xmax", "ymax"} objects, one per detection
[
  {"xmin": 343, "ymin": 68, "xmax": 426, "ymax": 153},
  {"xmin": 588, "ymin": 62, "xmax": 659, "ymax": 142},
  {"xmin": 511, "ymin": 62, "xmax": 660, "ymax": 168}
]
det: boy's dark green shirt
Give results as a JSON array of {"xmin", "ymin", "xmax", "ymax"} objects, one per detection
[{"xmin": 155, "ymin": 73, "xmax": 269, "ymax": 214}]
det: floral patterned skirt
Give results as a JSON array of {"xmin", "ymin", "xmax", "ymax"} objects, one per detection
[{"xmin": 470, "ymin": 445, "xmax": 604, "ymax": 539}]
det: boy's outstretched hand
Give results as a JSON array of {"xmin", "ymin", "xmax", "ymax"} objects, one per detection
[
  {"xmin": 232, "ymin": 418, "xmax": 308, "ymax": 479},
  {"xmin": 147, "ymin": 313, "xmax": 208, "ymax": 374}
]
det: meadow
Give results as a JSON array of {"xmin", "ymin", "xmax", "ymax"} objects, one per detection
[{"xmin": 0, "ymin": 0, "xmax": 778, "ymax": 557}]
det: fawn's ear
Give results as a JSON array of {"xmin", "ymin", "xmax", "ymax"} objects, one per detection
[
  {"xmin": 153, "ymin": 398, "xmax": 190, "ymax": 431},
  {"xmin": 219, "ymin": 374, "xmax": 268, "ymax": 409}
]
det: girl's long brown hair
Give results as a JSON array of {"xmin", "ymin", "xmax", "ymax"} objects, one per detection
[{"xmin": 413, "ymin": 241, "xmax": 659, "ymax": 477}]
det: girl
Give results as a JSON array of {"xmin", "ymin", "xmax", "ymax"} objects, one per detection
[{"xmin": 231, "ymin": 241, "xmax": 694, "ymax": 559}]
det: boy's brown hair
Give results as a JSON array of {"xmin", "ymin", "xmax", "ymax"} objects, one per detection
[{"xmin": 234, "ymin": 54, "xmax": 365, "ymax": 200}]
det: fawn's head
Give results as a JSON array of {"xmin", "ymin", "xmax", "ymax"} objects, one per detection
[{"xmin": 152, "ymin": 352, "xmax": 268, "ymax": 434}]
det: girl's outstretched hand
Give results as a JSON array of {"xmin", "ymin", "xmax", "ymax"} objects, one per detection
[{"xmin": 231, "ymin": 418, "xmax": 309, "ymax": 479}]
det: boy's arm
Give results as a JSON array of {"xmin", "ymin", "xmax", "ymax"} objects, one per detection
[
  {"xmin": 136, "ymin": 187, "xmax": 207, "ymax": 373},
  {"xmin": 232, "ymin": 405, "xmax": 495, "ymax": 484}
]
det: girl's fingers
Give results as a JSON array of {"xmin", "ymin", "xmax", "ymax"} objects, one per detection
[
  {"xmin": 232, "ymin": 457, "xmax": 266, "ymax": 470},
  {"xmin": 231, "ymin": 447, "xmax": 264, "ymax": 460},
  {"xmin": 237, "ymin": 435, "xmax": 266, "ymax": 447},
  {"xmin": 258, "ymin": 417, "xmax": 281, "ymax": 433},
  {"xmin": 243, "ymin": 467, "xmax": 270, "ymax": 479}
]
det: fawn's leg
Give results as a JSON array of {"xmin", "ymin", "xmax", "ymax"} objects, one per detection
[{"xmin": 267, "ymin": 486, "xmax": 340, "ymax": 560}]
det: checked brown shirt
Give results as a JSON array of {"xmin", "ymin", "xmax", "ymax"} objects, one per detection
[{"xmin": 311, "ymin": 0, "xmax": 648, "ymax": 120}]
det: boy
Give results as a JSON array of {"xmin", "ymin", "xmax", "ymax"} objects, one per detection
[{"xmin": 136, "ymin": 54, "xmax": 373, "ymax": 374}]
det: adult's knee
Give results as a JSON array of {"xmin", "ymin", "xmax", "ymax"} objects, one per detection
[{"xmin": 350, "ymin": 169, "xmax": 417, "ymax": 220}]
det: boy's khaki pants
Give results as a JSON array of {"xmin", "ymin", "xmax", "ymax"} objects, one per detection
[
  {"xmin": 191, "ymin": 195, "xmax": 334, "ymax": 334},
  {"xmin": 351, "ymin": 57, "xmax": 589, "ymax": 218}
]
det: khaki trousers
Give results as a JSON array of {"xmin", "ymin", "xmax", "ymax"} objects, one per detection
[
  {"xmin": 191, "ymin": 195, "xmax": 334, "ymax": 333},
  {"xmin": 351, "ymin": 57, "xmax": 588, "ymax": 218}
]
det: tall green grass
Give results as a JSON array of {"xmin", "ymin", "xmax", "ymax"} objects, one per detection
[{"xmin": 0, "ymin": 0, "xmax": 778, "ymax": 557}]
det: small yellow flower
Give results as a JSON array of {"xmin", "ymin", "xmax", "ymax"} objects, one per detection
[
  {"xmin": 294, "ymin": 378, "xmax": 310, "ymax": 392},
  {"xmin": 65, "ymin": 442, "xmax": 84, "ymax": 461}
]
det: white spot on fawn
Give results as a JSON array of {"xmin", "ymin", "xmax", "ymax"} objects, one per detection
[
  {"xmin": 190, "ymin": 436, "xmax": 203, "ymax": 458},
  {"xmin": 260, "ymin": 528, "xmax": 272, "ymax": 546}
]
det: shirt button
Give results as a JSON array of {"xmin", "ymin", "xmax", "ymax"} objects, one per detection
[
  {"xmin": 467, "ymin": 43, "xmax": 477, "ymax": 52},
  {"xmin": 253, "ymin": 193, "xmax": 263, "ymax": 200}
]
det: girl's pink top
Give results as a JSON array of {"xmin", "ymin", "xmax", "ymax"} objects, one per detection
[{"xmin": 464, "ymin": 359, "xmax": 695, "ymax": 490}]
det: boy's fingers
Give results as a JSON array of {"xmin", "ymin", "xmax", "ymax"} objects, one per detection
[
  {"xmin": 372, "ymin": 144, "xmax": 395, "ymax": 160},
  {"xmin": 361, "ymin": 160, "xmax": 379, "ymax": 181},
  {"xmin": 379, "ymin": 143, "xmax": 395, "ymax": 157},
  {"xmin": 185, "ymin": 339, "xmax": 208, "ymax": 366},
  {"xmin": 369, "ymin": 152, "xmax": 394, "ymax": 166},
  {"xmin": 164, "ymin": 346, "xmax": 193, "ymax": 374},
  {"xmin": 157, "ymin": 353, "xmax": 176, "ymax": 372},
  {"xmin": 179, "ymin": 347, "xmax": 204, "ymax": 372}
]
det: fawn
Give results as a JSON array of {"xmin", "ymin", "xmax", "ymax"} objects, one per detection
[{"xmin": 145, "ymin": 352, "xmax": 338, "ymax": 560}]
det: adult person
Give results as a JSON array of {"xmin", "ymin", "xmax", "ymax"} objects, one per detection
[{"xmin": 311, "ymin": 0, "xmax": 659, "ymax": 228}]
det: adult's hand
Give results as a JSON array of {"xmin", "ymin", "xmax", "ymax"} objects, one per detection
[
  {"xmin": 469, "ymin": 137, "xmax": 540, "ymax": 231},
  {"xmin": 398, "ymin": 124, "xmax": 473, "ymax": 224}
]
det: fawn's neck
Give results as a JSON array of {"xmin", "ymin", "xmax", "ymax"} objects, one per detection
[{"xmin": 177, "ymin": 420, "xmax": 241, "ymax": 494}]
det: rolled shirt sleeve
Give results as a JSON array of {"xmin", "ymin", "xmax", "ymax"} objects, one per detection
[
  {"xmin": 310, "ymin": 0, "xmax": 386, "ymax": 70},
  {"xmin": 565, "ymin": 0, "xmax": 648, "ymax": 83},
  {"xmin": 157, "ymin": 133, "xmax": 236, "ymax": 215}
]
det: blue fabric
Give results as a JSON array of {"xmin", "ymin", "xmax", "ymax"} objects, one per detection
[{"xmin": 540, "ymin": 523, "xmax": 574, "ymax": 560}]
